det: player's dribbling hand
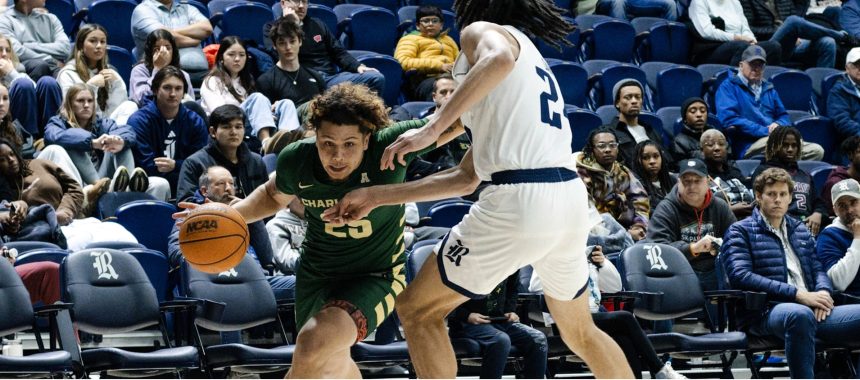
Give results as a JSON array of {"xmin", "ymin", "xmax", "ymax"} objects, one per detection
[
  {"xmin": 172, "ymin": 201, "xmax": 210, "ymax": 225},
  {"xmin": 381, "ymin": 126, "xmax": 439, "ymax": 171},
  {"xmin": 321, "ymin": 187, "xmax": 376, "ymax": 225}
]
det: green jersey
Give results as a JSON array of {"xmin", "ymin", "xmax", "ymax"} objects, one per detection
[{"xmin": 275, "ymin": 119, "xmax": 432, "ymax": 277}]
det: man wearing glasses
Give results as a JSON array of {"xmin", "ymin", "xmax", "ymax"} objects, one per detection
[
  {"xmin": 266, "ymin": 0, "xmax": 385, "ymax": 94},
  {"xmin": 393, "ymin": 5, "xmax": 459, "ymax": 101},
  {"xmin": 715, "ymin": 45, "xmax": 824, "ymax": 160}
]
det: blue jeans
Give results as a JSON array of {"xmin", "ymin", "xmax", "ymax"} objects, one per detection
[
  {"xmin": 322, "ymin": 71, "xmax": 385, "ymax": 96},
  {"xmin": 67, "ymin": 147, "xmax": 136, "ymax": 185},
  {"xmin": 10, "ymin": 76, "xmax": 61, "ymax": 136},
  {"xmin": 241, "ymin": 93, "xmax": 300, "ymax": 138},
  {"xmin": 454, "ymin": 322, "xmax": 548, "ymax": 378},
  {"xmin": 597, "ymin": 0, "xmax": 677, "ymax": 20},
  {"xmin": 770, "ymin": 15, "xmax": 844, "ymax": 68},
  {"xmin": 750, "ymin": 302, "xmax": 860, "ymax": 378}
]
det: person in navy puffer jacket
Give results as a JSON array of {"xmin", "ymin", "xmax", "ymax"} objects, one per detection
[{"xmin": 722, "ymin": 167, "xmax": 860, "ymax": 379}]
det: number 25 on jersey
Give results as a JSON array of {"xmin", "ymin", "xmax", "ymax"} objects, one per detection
[
  {"xmin": 325, "ymin": 220, "xmax": 373, "ymax": 239},
  {"xmin": 535, "ymin": 66, "xmax": 563, "ymax": 130}
]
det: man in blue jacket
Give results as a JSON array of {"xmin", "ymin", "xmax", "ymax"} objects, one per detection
[
  {"xmin": 715, "ymin": 45, "xmax": 823, "ymax": 160},
  {"xmin": 827, "ymin": 48, "xmax": 860, "ymax": 138},
  {"xmin": 818, "ymin": 178, "xmax": 860, "ymax": 297},
  {"xmin": 722, "ymin": 167, "xmax": 860, "ymax": 378},
  {"xmin": 129, "ymin": 66, "xmax": 208, "ymax": 196}
]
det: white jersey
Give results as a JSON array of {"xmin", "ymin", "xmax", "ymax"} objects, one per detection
[{"xmin": 452, "ymin": 26, "xmax": 574, "ymax": 181}]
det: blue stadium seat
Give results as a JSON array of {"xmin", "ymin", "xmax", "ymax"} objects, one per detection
[
  {"xmin": 416, "ymin": 197, "xmax": 462, "ymax": 218},
  {"xmin": 310, "ymin": 0, "xmax": 338, "ymax": 7},
  {"xmin": 114, "ymin": 200, "xmax": 177, "ymax": 254},
  {"xmin": 769, "ymin": 70, "xmax": 813, "ymax": 112},
  {"xmin": 220, "ymin": 2, "xmax": 274, "ymax": 46},
  {"xmin": 592, "ymin": 63, "xmax": 648, "ymax": 109},
  {"xmin": 787, "ymin": 110, "xmax": 811, "ymax": 123},
  {"xmin": 795, "ymin": 116, "xmax": 839, "ymax": 164},
  {"xmin": 620, "ymin": 243, "xmax": 747, "ymax": 374},
  {"xmin": 805, "ymin": 68, "xmax": 843, "ymax": 116},
  {"xmin": 655, "ymin": 106, "xmax": 680, "ymax": 139},
  {"xmin": 595, "ymin": 104, "xmax": 618, "ymax": 125},
  {"xmin": 797, "ymin": 160, "xmax": 832, "ymax": 176},
  {"xmin": 763, "ymin": 65, "xmax": 790, "ymax": 79},
  {"xmin": 581, "ymin": 18, "xmax": 636, "ymax": 63},
  {"xmin": 574, "ymin": 14, "xmax": 612, "ymax": 31},
  {"xmin": 125, "ymin": 248, "xmax": 171, "ymax": 302},
  {"xmin": 347, "ymin": 0, "xmax": 398, "ymax": 12},
  {"xmin": 566, "ymin": 106, "xmax": 603, "ymax": 152},
  {"xmin": 107, "ymin": 45, "xmax": 134, "ymax": 87},
  {"xmin": 87, "ymin": 0, "xmax": 138, "ymax": 50},
  {"xmin": 340, "ymin": 7, "xmax": 398, "ymax": 54},
  {"xmin": 0, "ymin": 259, "xmax": 77, "ymax": 378},
  {"xmin": 810, "ymin": 166, "xmax": 834, "ymax": 199},
  {"xmin": 547, "ymin": 59, "xmax": 588, "ymax": 108},
  {"xmin": 95, "ymin": 191, "xmax": 158, "ymax": 219},
  {"xmin": 61, "ymin": 249, "xmax": 199, "ymax": 376},
  {"xmin": 3, "ymin": 241, "xmax": 61, "ymax": 254},
  {"xmin": 14, "ymin": 248, "xmax": 69, "ymax": 266},
  {"xmin": 641, "ymin": 62, "xmax": 702, "ymax": 109},
  {"xmin": 413, "ymin": 0, "xmax": 454, "ymax": 9},
  {"xmin": 181, "ymin": 256, "xmax": 294, "ymax": 374},
  {"xmin": 183, "ymin": 0, "xmax": 209, "ymax": 17},
  {"xmin": 263, "ymin": 153, "xmax": 277, "ymax": 174},
  {"xmin": 333, "ymin": 3, "xmax": 372, "ymax": 36},
  {"xmin": 426, "ymin": 201, "xmax": 472, "ymax": 228},
  {"xmin": 356, "ymin": 53, "xmax": 402, "ymax": 106},
  {"xmin": 307, "ymin": 4, "xmax": 337, "ymax": 34},
  {"xmin": 400, "ymin": 101, "xmax": 435, "ymax": 119},
  {"xmin": 45, "ymin": 0, "xmax": 77, "ymax": 38},
  {"xmin": 699, "ymin": 64, "xmax": 735, "ymax": 111},
  {"xmin": 534, "ymin": 17, "xmax": 579, "ymax": 62},
  {"xmin": 84, "ymin": 241, "xmax": 146, "ymax": 250},
  {"xmin": 734, "ymin": 159, "xmax": 761, "ymax": 179},
  {"xmin": 632, "ymin": 18, "xmax": 690, "ymax": 64},
  {"xmin": 251, "ymin": 0, "xmax": 277, "ymax": 7},
  {"xmin": 208, "ymin": 0, "xmax": 236, "ymax": 19}
]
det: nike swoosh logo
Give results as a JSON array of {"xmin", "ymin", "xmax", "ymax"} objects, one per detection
[{"xmin": 298, "ymin": 182, "xmax": 313, "ymax": 189}]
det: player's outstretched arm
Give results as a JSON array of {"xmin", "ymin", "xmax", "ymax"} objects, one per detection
[
  {"xmin": 381, "ymin": 22, "xmax": 517, "ymax": 170},
  {"xmin": 234, "ymin": 175, "xmax": 295, "ymax": 224},
  {"xmin": 323, "ymin": 149, "xmax": 480, "ymax": 224}
]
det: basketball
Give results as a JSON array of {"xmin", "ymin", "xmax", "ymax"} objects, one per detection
[{"xmin": 178, "ymin": 203, "xmax": 249, "ymax": 274}]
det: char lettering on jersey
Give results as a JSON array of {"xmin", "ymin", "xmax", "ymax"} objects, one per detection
[
  {"xmin": 302, "ymin": 198, "xmax": 339, "ymax": 208},
  {"xmin": 186, "ymin": 220, "xmax": 218, "ymax": 234}
]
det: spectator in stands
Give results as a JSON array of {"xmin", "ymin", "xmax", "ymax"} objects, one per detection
[
  {"xmin": 448, "ymin": 270, "xmax": 548, "ymax": 379},
  {"xmin": 170, "ymin": 166, "xmax": 292, "ymax": 299},
  {"xmin": 818, "ymin": 178, "xmax": 860, "ymax": 297},
  {"xmin": 44, "ymin": 83, "xmax": 149, "ymax": 195},
  {"xmin": 267, "ymin": 0, "xmax": 384, "ymax": 94},
  {"xmin": 596, "ymin": 0, "xmax": 678, "ymax": 21},
  {"xmin": 822, "ymin": 137, "xmax": 860, "ymax": 216},
  {"xmin": 742, "ymin": 0, "xmax": 849, "ymax": 68},
  {"xmin": 0, "ymin": 0, "xmax": 70, "ymax": 79},
  {"xmin": 648, "ymin": 158, "xmax": 736, "ymax": 291},
  {"xmin": 394, "ymin": 5, "xmax": 459, "ymax": 101},
  {"xmin": 3, "ymin": 246, "xmax": 60, "ymax": 305},
  {"xmin": 131, "ymin": 0, "xmax": 212, "ymax": 81},
  {"xmin": 701, "ymin": 129, "xmax": 755, "ymax": 218},
  {"xmin": 0, "ymin": 33, "xmax": 59, "ymax": 141},
  {"xmin": 258, "ymin": 15, "xmax": 325, "ymax": 120},
  {"xmin": 0, "ymin": 83, "xmax": 31, "ymax": 159},
  {"xmin": 201, "ymin": 36, "xmax": 300, "ymax": 143},
  {"xmin": 828, "ymin": 49, "xmax": 860, "ymax": 138},
  {"xmin": 716, "ymin": 45, "xmax": 823, "ymax": 159},
  {"xmin": 128, "ymin": 29, "xmax": 193, "ymax": 105},
  {"xmin": 751, "ymin": 127, "xmax": 827, "ymax": 235},
  {"xmin": 576, "ymin": 127, "xmax": 650, "ymax": 240},
  {"xmin": 409, "ymin": 74, "xmax": 471, "ymax": 181},
  {"xmin": 129, "ymin": 66, "xmax": 208, "ymax": 196},
  {"xmin": 722, "ymin": 167, "xmax": 860, "ymax": 379},
  {"xmin": 605, "ymin": 80, "xmax": 670, "ymax": 169},
  {"xmin": 841, "ymin": 0, "xmax": 860, "ymax": 43},
  {"xmin": 57, "ymin": 24, "xmax": 138, "ymax": 125},
  {"xmin": 671, "ymin": 97, "xmax": 712, "ymax": 162},
  {"xmin": 0, "ymin": 138, "xmax": 82, "ymax": 227},
  {"xmin": 688, "ymin": 0, "xmax": 781, "ymax": 65},
  {"xmin": 631, "ymin": 140, "xmax": 676, "ymax": 211},
  {"xmin": 176, "ymin": 104, "xmax": 268, "ymax": 204}
]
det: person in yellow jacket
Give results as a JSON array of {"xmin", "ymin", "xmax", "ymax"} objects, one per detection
[{"xmin": 394, "ymin": 5, "xmax": 459, "ymax": 101}]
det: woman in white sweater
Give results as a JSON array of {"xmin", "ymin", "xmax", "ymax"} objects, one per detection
[
  {"xmin": 687, "ymin": 0, "xmax": 782, "ymax": 65},
  {"xmin": 56, "ymin": 24, "xmax": 138, "ymax": 125},
  {"xmin": 200, "ymin": 36, "xmax": 299, "ymax": 143}
]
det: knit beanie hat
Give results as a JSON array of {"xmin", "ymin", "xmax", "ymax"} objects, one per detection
[
  {"xmin": 681, "ymin": 97, "xmax": 707, "ymax": 117},
  {"xmin": 612, "ymin": 79, "xmax": 644, "ymax": 105}
]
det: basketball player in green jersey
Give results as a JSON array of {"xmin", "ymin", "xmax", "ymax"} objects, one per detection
[{"xmin": 176, "ymin": 83, "xmax": 463, "ymax": 378}]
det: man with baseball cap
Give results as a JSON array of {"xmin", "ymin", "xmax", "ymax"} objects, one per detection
[
  {"xmin": 818, "ymin": 178, "xmax": 860, "ymax": 296},
  {"xmin": 716, "ymin": 45, "xmax": 824, "ymax": 159},
  {"xmin": 647, "ymin": 158, "xmax": 736, "ymax": 292},
  {"xmin": 826, "ymin": 48, "xmax": 860, "ymax": 138}
]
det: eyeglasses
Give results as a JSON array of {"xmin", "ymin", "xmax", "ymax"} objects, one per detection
[
  {"xmin": 419, "ymin": 17, "xmax": 442, "ymax": 25},
  {"xmin": 595, "ymin": 142, "xmax": 618, "ymax": 150}
]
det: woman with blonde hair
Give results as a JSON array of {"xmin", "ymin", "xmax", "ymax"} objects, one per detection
[
  {"xmin": 0, "ymin": 33, "xmax": 61, "ymax": 141},
  {"xmin": 57, "ymin": 24, "xmax": 137, "ymax": 124}
]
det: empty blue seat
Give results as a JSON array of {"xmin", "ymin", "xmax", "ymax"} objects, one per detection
[
  {"xmin": 183, "ymin": 0, "xmax": 209, "ymax": 17},
  {"xmin": 426, "ymin": 201, "xmax": 472, "ymax": 228},
  {"xmin": 107, "ymin": 45, "xmax": 134, "ymax": 87},
  {"xmin": 769, "ymin": 70, "xmax": 813, "ymax": 112},
  {"xmin": 416, "ymin": 197, "xmax": 462, "ymax": 218},
  {"xmin": 566, "ymin": 106, "xmax": 603, "ymax": 152},
  {"xmin": 633, "ymin": 18, "xmax": 690, "ymax": 64},
  {"xmin": 45, "ymin": 0, "xmax": 77, "ymax": 38},
  {"xmin": 87, "ymin": 0, "xmax": 138, "ymax": 50},
  {"xmin": 581, "ymin": 19, "xmax": 636, "ymax": 63},
  {"xmin": 399, "ymin": 101, "xmax": 435, "ymax": 119},
  {"xmin": 125, "ymin": 248, "xmax": 171, "ymax": 302},
  {"xmin": 306, "ymin": 4, "xmax": 338, "ymax": 34},
  {"xmin": 795, "ymin": 116, "xmax": 839, "ymax": 163},
  {"xmin": 535, "ymin": 16, "xmax": 579, "ymax": 62},
  {"xmin": 263, "ymin": 153, "xmax": 277, "ymax": 173},
  {"xmin": 95, "ymin": 191, "xmax": 158, "ymax": 219},
  {"xmin": 641, "ymin": 62, "xmax": 702, "ymax": 109},
  {"xmin": 797, "ymin": 160, "xmax": 832, "ymax": 175},
  {"xmin": 340, "ymin": 7, "xmax": 398, "ymax": 54},
  {"xmin": 356, "ymin": 53, "xmax": 402, "ymax": 106},
  {"xmin": 347, "ymin": 0, "xmax": 398, "ymax": 12},
  {"xmin": 655, "ymin": 106, "xmax": 680, "ymax": 138},
  {"xmin": 413, "ymin": 0, "xmax": 453, "ymax": 9},
  {"xmin": 3, "ymin": 241, "xmax": 61, "ymax": 254},
  {"xmin": 595, "ymin": 104, "xmax": 618, "ymax": 125},
  {"xmin": 805, "ymin": 67, "xmax": 843, "ymax": 116},
  {"xmin": 14, "ymin": 248, "xmax": 69, "ymax": 266},
  {"xmin": 114, "ymin": 200, "xmax": 177, "ymax": 254},
  {"xmin": 735, "ymin": 159, "xmax": 761, "ymax": 179},
  {"xmin": 84, "ymin": 241, "xmax": 145, "ymax": 250},
  {"xmin": 810, "ymin": 166, "xmax": 834, "ymax": 199},
  {"xmin": 548, "ymin": 60, "xmax": 588, "ymax": 108},
  {"xmin": 220, "ymin": 2, "xmax": 274, "ymax": 46}
]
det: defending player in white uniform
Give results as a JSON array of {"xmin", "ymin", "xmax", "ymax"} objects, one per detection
[{"xmin": 323, "ymin": 0, "xmax": 635, "ymax": 377}]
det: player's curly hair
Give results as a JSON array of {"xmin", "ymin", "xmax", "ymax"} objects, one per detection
[
  {"xmin": 306, "ymin": 83, "xmax": 390, "ymax": 135},
  {"xmin": 453, "ymin": 0, "xmax": 574, "ymax": 49}
]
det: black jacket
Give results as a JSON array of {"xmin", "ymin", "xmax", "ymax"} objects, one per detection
[
  {"xmin": 175, "ymin": 140, "xmax": 269, "ymax": 204},
  {"xmin": 450, "ymin": 271, "xmax": 520, "ymax": 324},
  {"xmin": 670, "ymin": 123, "xmax": 713, "ymax": 163},
  {"xmin": 646, "ymin": 185, "xmax": 737, "ymax": 272},
  {"xmin": 740, "ymin": 0, "xmax": 806, "ymax": 40},
  {"xmin": 264, "ymin": 16, "xmax": 361, "ymax": 76},
  {"xmin": 606, "ymin": 117, "xmax": 673, "ymax": 170}
]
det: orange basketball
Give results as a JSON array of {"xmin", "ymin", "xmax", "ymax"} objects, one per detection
[{"xmin": 179, "ymin": 203, "xmax": 249, "ymax": 274}]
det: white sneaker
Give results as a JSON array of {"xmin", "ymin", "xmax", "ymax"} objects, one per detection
[{"xmin": 656, "ymin": 363, "xmax": 687, "ymax": 379}]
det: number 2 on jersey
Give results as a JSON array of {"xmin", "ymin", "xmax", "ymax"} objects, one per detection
[{"xmin": 535, "ymin": 66, "xmax": 563, "ymax": 129}]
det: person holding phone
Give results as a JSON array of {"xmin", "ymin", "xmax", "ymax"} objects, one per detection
[{"xmin": 447, "ymin": 269, "xmax": 547, "ymax": 379}]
